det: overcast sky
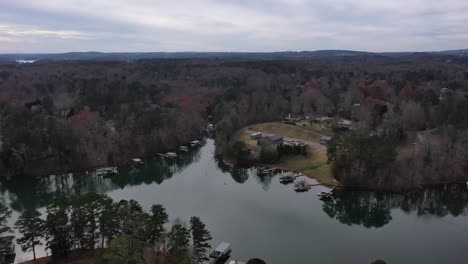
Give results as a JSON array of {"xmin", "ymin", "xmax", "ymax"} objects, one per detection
[{"xmin": 0, "ymin": 0, "xmax": 467, "ymax": 53}]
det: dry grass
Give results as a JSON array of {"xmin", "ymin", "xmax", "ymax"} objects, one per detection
[
  {"xmin": 232, "ymin": 123, "xmax": 338, "ymax": 186},
  {"xmin": 296, "ymin": 120, "xmax": 335, "ymax": 136},
  {"xmin": 303, "ymin": 164, "xmax": 337, "ymax": 187},
  {"xmin": 250, "ymin": 122, "xmax": 324, "ymax": 143}
]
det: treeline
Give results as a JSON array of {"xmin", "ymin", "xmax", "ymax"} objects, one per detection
[
  {"xmin": 0, "ymin": 193, "xmax": 212, "ymax": 264},
  {"xmin": 327, "ymin": 128, "xmax": 468, "ymax": 190}
]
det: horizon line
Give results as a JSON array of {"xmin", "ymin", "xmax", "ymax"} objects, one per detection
[{"xmin": 0, "ymin": 48, "xmax": 467, "ymax": 55}]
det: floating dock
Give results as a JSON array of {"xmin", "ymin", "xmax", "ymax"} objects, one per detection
[
  {"xmin": 95, "ymin": 166, "xmax": 118, "ymax": 177},
  {"xmin": 318, "ymin": 191, "xmax": 333, "ymax": 200},
  {"xmin": 178, "ymin": 146, "xmax": 189, "ymax": 152}
]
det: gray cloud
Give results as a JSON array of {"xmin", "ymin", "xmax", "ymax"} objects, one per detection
[{"xmin": 0, "ymin": 0, "xmax": 467, "ymax": 52}]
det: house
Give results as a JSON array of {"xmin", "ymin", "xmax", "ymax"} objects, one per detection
[
  {"xmin": 24, "ymin": 100, "xmax": 42, "ymax": 111},
  {"xmin": 284, "ymin": 114, "xmax": 300, "ymax": 125},
  {"xmin": 269, "ymin": 135, "xmax": 284, "ymax": 145},
  {"xmin": 314, "ymin": 116, "xmax": 332, "ymax": 125},
  {"xmin": 320, "ymin": 136, "xmax": 332, "ymax": 145},
  {"xmin": 336, "ymin": 119, "xmax": 354, "ymax": 130},
  {"xmin": 250, "ymin": 132, "xmax": 262, "ymax": 140},
  {"xmin": 439, "ymin": 87, "xmax": 452, "ymax": 101},
  {"xmin": 207, "ymin": 123, "xmax": 214, "ymax": 132}
]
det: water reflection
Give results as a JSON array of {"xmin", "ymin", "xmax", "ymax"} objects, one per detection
[
  {"xmin": 229, "ymin": 167, "xmax": 249, "ymax": 184},
  {"xmin": 322, "ymin": 184, "xmax": 468, "ymax": 228},
  {"xmin": 0, "ymin": 146, "xmax": 203, "ymax": 211}
]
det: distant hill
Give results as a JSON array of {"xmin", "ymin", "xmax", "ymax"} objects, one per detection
[{"xmin": 0, "ymin": 49, "xmax": 466, "ymax": 62}]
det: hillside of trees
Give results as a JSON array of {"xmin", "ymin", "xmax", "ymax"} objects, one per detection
[{"xmin": 0, "ymin": 55, "xmax": 467, "ymax": 189}]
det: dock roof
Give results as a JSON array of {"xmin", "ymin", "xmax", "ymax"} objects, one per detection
[{"xmin": 215, "ymin": 242, "xmax": 231, "ymax": 253}]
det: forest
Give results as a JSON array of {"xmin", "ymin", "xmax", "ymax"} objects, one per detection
[
  {"xmin": 0, "ymin": 54, "xmax": 467, "ymax": 190},
  {"xmin": 0, "ymin": 193, "xmax": 213, "ymax": 264}
]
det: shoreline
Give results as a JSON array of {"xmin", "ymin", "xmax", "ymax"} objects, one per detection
[
  {"xmin": 222, "ymin": 157, "xmax": 468, "ymax": 192},
  {"xmin": 222, "ymin": 156, "xmax": 340, "ymax": 188}
]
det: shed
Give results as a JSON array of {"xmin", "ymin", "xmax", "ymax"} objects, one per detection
[
  {"xmin": 320, "ymin": 136, "xmax": 332, "ymax": 145},
  {"xmin": 250, "ymin": 132, "xmax": 262, "ymax": 140},
  {"xmin": 270, "ymin": 135, "xmax": 284, "ymax": 145}
]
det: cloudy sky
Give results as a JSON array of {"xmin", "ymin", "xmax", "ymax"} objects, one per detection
[{"xmin": 0, "ymin": 0, "xmax": 467, "ymax": 53}]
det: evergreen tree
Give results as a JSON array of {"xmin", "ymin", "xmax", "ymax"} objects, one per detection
[
  {"xmin": 98, "ymin": 194, "xmax": 118, "ymax": 248},
  {"xmin": 0, "ymin": 203, "xmax": 12, "ymax": 252},
  {"xmin": 45, "ymin": 199, "xmax": 72, "ymax": 259},
  {"xmin": 147, "ymin": 204, "xmax": 168, "ymax": 250},
  {"xmin": 15, "ymin": 209, "xmax": 44, "ymax": 260},
  {"xmin": 69, "ymin": 193, "xmax": 105, "ymax": 250},
  {"xmin": 189, "ymin": 216, "xmax": 212, "ymax": 264},
  {"xmin": 115, "ymin": 200, "xmax": 148, "ymax": 240},
  {"xmin": 168, "ymin": 223, "xmax": 190, "ymax": 264},
  {"xmin": 0, "ymin": 204, "xmax": 12, "ymax": 237}
]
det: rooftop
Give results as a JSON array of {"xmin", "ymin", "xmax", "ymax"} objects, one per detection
[{"xmin": 215, "ymin": 242, "xmax": 231, "ymax": 253}]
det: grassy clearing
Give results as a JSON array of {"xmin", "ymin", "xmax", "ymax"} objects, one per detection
[
  {"xmin": 296, "ymin": 120, "xmax": 335, "ymax": 136},
  {"xmin": 249, "ymin": 122, "xmax": 325, "ymax": 143},
  {"xmin": 231, "ymin": 122, "xmax": 338, "ymax": 187},
  {"xmin": 303, "ymin": 164, "xmax": 336, "ymax": 187}
]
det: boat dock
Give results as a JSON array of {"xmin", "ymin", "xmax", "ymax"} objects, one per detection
[
  {"xmin": 210, "ymin": 242, "xmax": 232, "ymax": 264},
  {"xmin": 190, "ymin": 140, "xmax": 201, "ymax": 147},
  {"xmin": 279, "ymin": 173, "xmax": 303, "ymax": 184},
  {"xmin": 157, "ymin": 152, "xmax": 178, "ymax": 159},
  {"xmin": 178, "ymin": 146, "xmax": 189, "ymax": 152},
  {"xmin": 293, "ymin": 180, "xmax": 322, "ymax": 192},
  {"xmin": 95, "ymin": 166, "xmax": 118, "ymax": 177},
  {"xmin": 317, "ymin": 191, "xmax": 333, "ymax": 200}
]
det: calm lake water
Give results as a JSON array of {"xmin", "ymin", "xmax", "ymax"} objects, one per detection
[{"xmin": 1, "ymin": 139, "xmax": 468, "ymax": 264}]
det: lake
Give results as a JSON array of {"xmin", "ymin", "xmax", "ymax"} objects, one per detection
[{"xmin": 1, "ymin": 139, "xmax": 468, "ymax": 264}]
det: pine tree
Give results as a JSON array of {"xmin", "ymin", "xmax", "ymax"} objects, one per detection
[
  {"xmin": 0, "ymin": 204, "xmax": 12, "ymax": 237},
  {"xmin": 45, "ymin": 199, "xmax": 72, "ymax": 259},
  {"xmin": 0, "ymin": 203, "xmax": 12, "ymax": 253},
  {"xmin": 98, "ymin": 195, "xmax": 118, "ymax": 248},
  {"xmin": 147, "ymin": 204, "xmax": 168, "ymax": 251},
  {"xmin": 15, "ymin": 209, "xmax": 44, "ymax": 260},
  {"xmin": 168, "ymin": 223, "xmax": 190, "ymax": 264},
  {"xmin": 189, "ymin": 216, "xmax": 212, "ymax": 264}
]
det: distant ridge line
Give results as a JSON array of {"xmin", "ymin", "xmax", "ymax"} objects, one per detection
[{"xmin": 0, "ymin": 49, "xmax": 467, "ymax": 61}]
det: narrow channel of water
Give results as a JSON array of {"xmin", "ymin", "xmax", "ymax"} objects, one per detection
[{"xmin": 1, "ymin": 139, "xmax": 468, "ymax": 264}]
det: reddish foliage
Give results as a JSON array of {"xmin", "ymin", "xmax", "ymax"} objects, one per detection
[
  {"xmin": 169, "ymin": 91, "xmax": 217, "ymax": 114},
  {"xmin": 111, "ymin": 130, "xmax": 121, "ymax": 139},
  {"xmin": 365, "ymin": 81, "xmax": 394, "ymax": 97},
  {"xmin": 72, "ymin": 111, "xmax": 93, "ymax": 130},
  {"xmin": 365, "ymin": 96, "xmax": 386, "ymax": 105},
  {"xmin": 304, "ymin": 81, "xmax": 323, "ymax": 98},
  {"xmin": 399, "ymin": 85, "xmax": 413, "ymax": 99}
]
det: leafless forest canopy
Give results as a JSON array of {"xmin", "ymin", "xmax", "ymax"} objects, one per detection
[{"xmin": 0, "ymin": 55, "xmax": 467, "ymax": 190}]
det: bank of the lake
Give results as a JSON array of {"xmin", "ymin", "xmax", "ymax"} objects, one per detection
[{"xmin": 2, "ymin": 139, "xmax": 468, "ymax": 264}]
